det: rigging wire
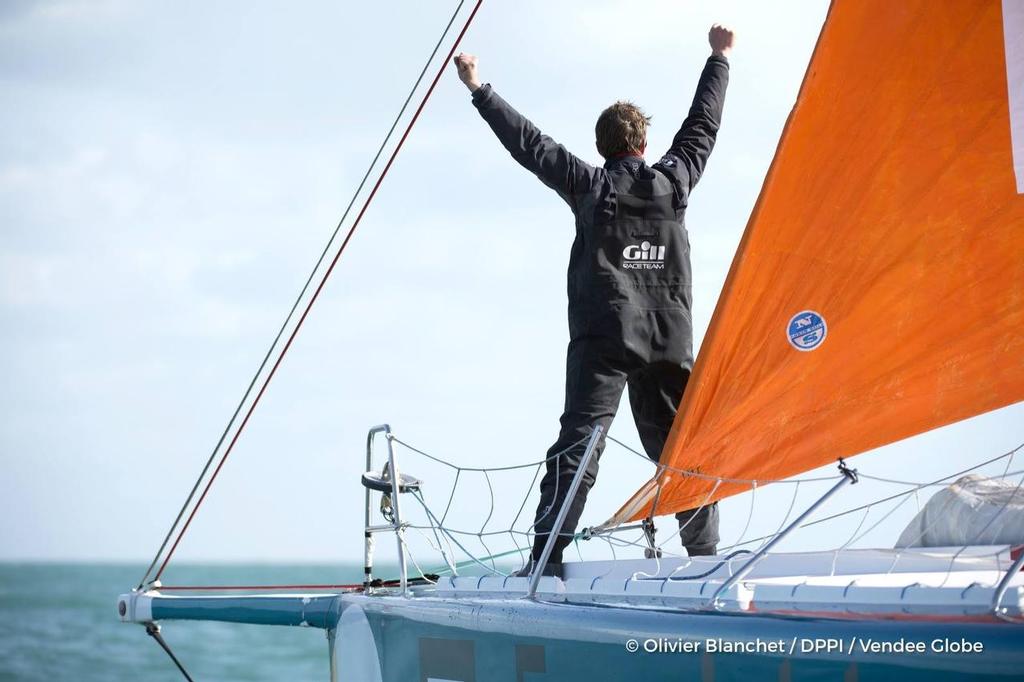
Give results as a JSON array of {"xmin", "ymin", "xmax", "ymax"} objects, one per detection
[
  {"xmin": 605, "ymin": 433, "xmax": 842, "ymax": 484},
  {"xmin": 391, "ymin": 435, "xmax": 569, "ymax": 471},
  {"xmin": 718, "ymin": 443, "xmax": 1024, "ymax": 553},
  {"xmin": 138, "ymin": 0, "xmax": 484, "ymax": 589},
  {"xmin": 145, "ymin": 624, "xmax": 195, "ymax": 682}
]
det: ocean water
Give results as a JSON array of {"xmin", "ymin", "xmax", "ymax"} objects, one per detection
[{"xmin": 0, "ymin": 563, "xmax": 369, "ymax": 681}]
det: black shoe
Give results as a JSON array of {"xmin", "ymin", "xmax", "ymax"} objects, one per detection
[{"xmin": 512, "ymin": 560, "xmax": 563, "ymax": 578}]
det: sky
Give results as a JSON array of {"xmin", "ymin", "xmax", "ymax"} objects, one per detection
[{"xmin": 1, "ymin": 0, "xmax": 1021, "ymax": 570}]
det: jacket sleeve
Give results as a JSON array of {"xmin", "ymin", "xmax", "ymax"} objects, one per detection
[
  {"xmin": 655, "ymin": 55, "xmax": 730, "ymax": 203},
  {"xmin": 471, "ymin": 84, "xmax": 598, "ymax": 208}
]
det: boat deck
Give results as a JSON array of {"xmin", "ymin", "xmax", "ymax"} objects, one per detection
[{"xmin": 433, "ymin": 546, "xmax": 1024, "ymax": 618}]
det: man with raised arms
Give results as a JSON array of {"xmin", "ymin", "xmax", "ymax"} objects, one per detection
[{"xmin": 453, "ymin": 24, "xmax": 734, "ymax": 575}]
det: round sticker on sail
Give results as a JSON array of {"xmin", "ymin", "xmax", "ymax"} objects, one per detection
[{"xmin": 787, "ymin": 310, "xmax": 827, "ymax": 351}]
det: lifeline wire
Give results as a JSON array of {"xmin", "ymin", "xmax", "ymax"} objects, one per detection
[
  {"xmin": 395, "ymin": 429, "xmax": 810, "ymax": 576},
  {"xmin": 396, "ymin": 434, "xmax": 594, "ymax": 576},
  {"xmin": 139, "ymin": 0, "xmax": 484, "ymax": 588},
  {"xmin": 404, "ymin": 436, "xmax": 1024, "ymax": 575},
  {"xmin": 718, "ymin": 443, "xmax": 1024, "ymax": 553},
  {"xmin": 605, "ymin": 433, "xmax": 842, "ymax": 485}
]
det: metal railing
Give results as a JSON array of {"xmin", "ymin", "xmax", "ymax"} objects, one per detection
[{"xmin": 364, "ymin": 424, "xmax": 410, "ymax": 595}]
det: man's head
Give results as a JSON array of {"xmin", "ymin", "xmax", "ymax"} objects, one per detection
[{"xmin": 595, "ymin": 101, "xmax": 650, "ymax": 160}]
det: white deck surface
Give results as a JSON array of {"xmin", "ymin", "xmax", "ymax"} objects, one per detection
[{"xmin": 433, "ymin": 546, "xmax": 1024, "ymax": 617}]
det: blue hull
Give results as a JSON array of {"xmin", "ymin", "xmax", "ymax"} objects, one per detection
[{"xmin": 341, "ymin": 594, "xmax": 1024, "ymax": 681}]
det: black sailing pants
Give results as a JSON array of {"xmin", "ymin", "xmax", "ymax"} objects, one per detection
[{"xmin": 531, "ymin": 336, "xmax": 719, "ymax": 564}]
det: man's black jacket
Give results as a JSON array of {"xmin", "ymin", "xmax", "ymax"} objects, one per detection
[{"xmin": 471, "ymin": 55, "xmax": 729, "ymax": 368}]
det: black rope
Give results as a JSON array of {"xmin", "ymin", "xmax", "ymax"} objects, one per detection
[
  {"xmin": 146, "ymin": 624, "xmax": 195, "ymax": 682},
  {"xmin": 137, "ymin": 0, "xmax": 470, "ymax": 590},
  {"xmin": 369, "ymin": 573, "xmax": 440, "ymax": 588}
]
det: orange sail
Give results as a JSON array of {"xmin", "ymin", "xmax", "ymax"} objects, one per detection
[{"xmin": 609, "ymin": 0, "xmax": 1024, "ymax": 524}]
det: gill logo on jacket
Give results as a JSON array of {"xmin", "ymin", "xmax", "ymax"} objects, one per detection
[{"xmin": 622, "ymin": 241, "xmax": 666, "ymax": 270}]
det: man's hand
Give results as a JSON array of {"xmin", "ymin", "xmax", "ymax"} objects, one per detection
[
  {"xmin": 453, "ymin": 53, "xmax": 481, "ymax": 93},
  {"xmin": 709, "ymin": 24, "xmax": 735, "ymax": 58}
]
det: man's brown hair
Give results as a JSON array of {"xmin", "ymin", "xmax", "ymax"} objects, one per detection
[{"xmin": 595, "ymin": 101, "xmax": 651, "ymax": 159}]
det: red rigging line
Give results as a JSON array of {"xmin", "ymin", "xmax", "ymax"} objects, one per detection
[
  {"xmin": 137, "ymin": 0, "xmax": 478, "ymax": 591},
  {"xmin": 148, "ymin": 0, "xmax": 485, "ymax": 584},
  {"xmin": 139, "ymin": 1, "xmax": 478, "ymax": 591},
  {"xmin": 155, "ymin": 584, "xmax": 364, "ymax": 592}
]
